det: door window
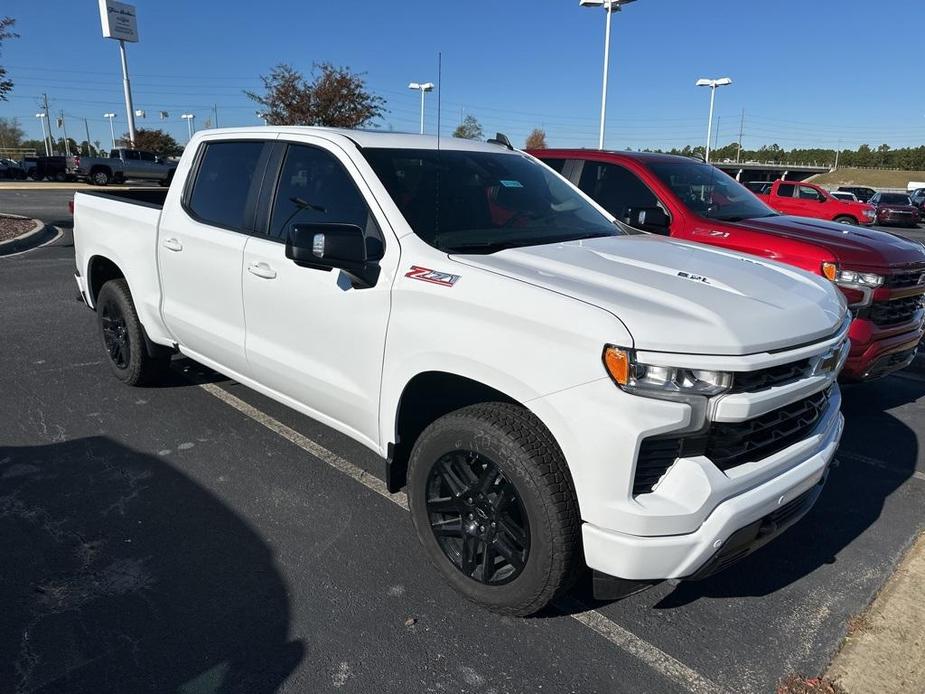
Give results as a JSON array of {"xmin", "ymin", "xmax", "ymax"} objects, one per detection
[
  {"xmin": 269, "ymin": 144, "xmax": 383, "ymax": 258},
  {"xmin": 776, "ymin": 183, "xmax": 796, "ymax": 198},
  {"xmin": 798, "ymin": 185, "xmax": 822, "ymax": 200},
  {"xmin": 540, "ymin": 158, "xmax": 567, "ymax": 174},
  {"xmin": 123, "ymin": 150, "xmax": 140, "ymax": 161},
  {"xmin": 577, "ymin": 161, "xmax": 659, "ymax": 221},
  {"xmin": 186, "ymin": 141, "xmax": 268, "ymax": 231},
  {"xmin": 139, "ymin": 151, "xmax": 157, "ymax": 162}
]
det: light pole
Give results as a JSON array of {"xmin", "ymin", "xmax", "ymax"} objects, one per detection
[
  {"xmin": 256, "ymin": 112, "xmax": 268, "ymax": 126},
  {"xmin": 580, "ymin": 0, "xmax": 637, "ymax": 150},
  {"xmin": 103, "ymin": 113, "xmax": 117, "ymax": 150},
  {"xmin": 181, "ymin": 114, "xmax": 196, "ymax": 141},
  {"xmin": 408, "ymin": 82, "xmax": 434, "ymax": 135},
  {"xmin": 35, "ymin": 113, "xmax": 50, "ymax": 156},
  {"xmin": 695, "ymin": 77, "xmax": 732, "ymax": 163}
]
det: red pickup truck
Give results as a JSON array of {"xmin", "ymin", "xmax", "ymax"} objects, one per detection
[
  {"xmin": 753, "ymin": 179, "xmax": 876, "ymax": 226},
  {"xmin": 531, "ymin": 149, "xmax": 925, "ymax": 381}
]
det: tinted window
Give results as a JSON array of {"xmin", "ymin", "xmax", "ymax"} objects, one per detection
[
  {"xmin": 777, "ymin": 183, "xmax": 796, "ymax": 198},
  {"xmin": 798, "ymin": 185, "xmax": 822, "ymax": 200},
  {"xmin": 269, "ymin": 144, "xmax": 382, "ymax": 257},
  {"xmin": 110, "ymin": 150, "xmax": 121, "ymax": 159},
  {"xmin": 647, "ymin": 159, "xmax": 776, "ymax": 222},
  {"xmin": 362, "ymin": 148, "xmax": 623, "ymax": 253},
  {"xmin": 188, "ymin": 141, "xmax": 267, "ymax": 231},
  {"xmin": 577, "ymin": 162, "xmax": 658, "ymax": 222},
  {"xmin": 139, "ymin": 151, "xmax": 157, "ymax": 162},
  {"xmin": 879, "ymin": 193, "xmax": 911, "ymax": 205},
  {"xmin": 540, "ymin": 158, "xmax": 567, "ymax": 174},
  {"xmin": 124, "ymin": 150, "xmax": 140, "ymax": 161}
]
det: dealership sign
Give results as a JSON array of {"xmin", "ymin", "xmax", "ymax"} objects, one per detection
[{"xmin": 98, "ymin": 0, "xmax": 139, "ymax": 43}]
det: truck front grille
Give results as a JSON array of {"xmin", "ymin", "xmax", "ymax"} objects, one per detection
[
  {"xmin": 869, "ymin": 296, "xmax": 923, "ymax": 327},
  {"xmin": 730, "ymin": 359, "xmax": 811, "ymax": 393},
  {"xmin": 632, "ymin": 387, "xmax": 833, "ymax": 494},
  {"xmin": 886, "ymin": 269, "xmax": 925, "ymax": 289}
]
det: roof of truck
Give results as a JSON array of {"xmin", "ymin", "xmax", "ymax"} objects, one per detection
[{"xmin": 191, "ymin": 126, "xmax": 513, "ymax": 153}]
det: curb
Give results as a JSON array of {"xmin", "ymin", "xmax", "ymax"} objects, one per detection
[{"xmin": 0, "ymin": 216, "xmax": 57, "ymax": 256}]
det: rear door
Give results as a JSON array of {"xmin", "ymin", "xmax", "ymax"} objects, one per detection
[
  {"xmin": 573, "ymin": 159, "xmax": 670, "ymax": 235},
  {"xmin": 157, "ymin": 138, "xmax": 274, "ymax": 375},
  {"xmin": 241, "ymin": 137, "xmax": 396, "ymax": 447},
  {"xmin": 768, "ymin": 182, "xmax": 800, "ymax": 215}
]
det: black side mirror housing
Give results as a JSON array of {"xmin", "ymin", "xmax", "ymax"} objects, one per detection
[
  {"xmin": 286, "ymin": 223, "xmax": 380, "ymax": 288},
  {"xmin": 626, "ymin": 207, "xmax": 670, "ymax": 234}
]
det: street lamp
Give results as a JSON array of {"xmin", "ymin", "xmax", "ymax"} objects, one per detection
[
  {"xmin": 256, "ymin": 111, "xmax": 269, "ymax": 126},
  {"xmin": 580, "ymin": 0, "xmax": 637, "ymax": 150},
  {"xmin": 181, "ymin": 113, "xmax": 196, "ymax": 141},
  {"xmin": 35, "ymin": 113, "xmax": 51, "ymax": 156},
  {"xmin": 695, "ymin": 77, "xmax": 732, "ymax": 163},
  {"xmin": 408, "ymin": 82, "xmax": 434, "ymax": 135},
  {"xmin": 103, "ymin": 113, "xmax": 117, "ymax": 150}
]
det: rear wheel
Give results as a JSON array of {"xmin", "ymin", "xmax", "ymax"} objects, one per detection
[
  {"xmin": 97, "ymin": 279, "xmax": 170, "ymax": 386},
  {"xmin": 834, "ymin": 215, "xmax": 858, "ymax": 225},
  {"xmin": 407, "ymin": 403, "xmax": 580, "ymax": 616}
]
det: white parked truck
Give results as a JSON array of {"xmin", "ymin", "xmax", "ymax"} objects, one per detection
[{"xmin": 73, "ymin": 127, "xmax": 849, "ymax": 615}]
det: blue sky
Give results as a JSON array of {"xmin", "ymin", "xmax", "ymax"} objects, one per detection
[{"xmin": 2, "ymin": 0, "xmax": 922, "ymax": 152}]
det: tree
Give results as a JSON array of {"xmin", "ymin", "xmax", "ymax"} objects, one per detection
[
  {"xmin": 0, "ymin": 17, "xmax": 17, "ymax": 101},
  {"xmin": 122, "ymin": 128, "xmax": 183, "ymax": 156},
  {"xmin": 453, "ymin": 115, "xmax": 483, "ymax": 140},
  {"xmin": 0, "ymin": 116, "xmax": 25, "ymax": 150},
  {"xmin": 245, "ymin": 62, "xmax": 385, "ymax": 128},
  {"xmin": 524, "ymin": 128, "xmax": 547, "ymax": 150}
]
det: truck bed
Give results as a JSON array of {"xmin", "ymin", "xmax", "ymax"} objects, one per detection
[{"xmin": 78, "ymin": 188, "xmax": 169, "ymax": 209}]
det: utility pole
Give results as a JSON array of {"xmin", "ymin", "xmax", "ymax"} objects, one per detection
[
  {"xmin": 212, "ymin": 104, "xmax": 219, "ymax": 129},
  {"xmin": 58, "ymin": 111, "xmax": 71, "ymax": 157},
  {"xmin": 736, "ymin": 108, "xmax": 745, "ymax": 163},
  {"xmin": 42, "ymin": 93, "xmax": 54, "ymax": 155},
  {"xmin": 84, "ymin": 118, "xmax": 92, "ymax": 155}
]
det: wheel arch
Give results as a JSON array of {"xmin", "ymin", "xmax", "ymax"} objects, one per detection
[
  {"xmin": 87, "ymin": 254, "xmax": 126, "ymax": 306},
  {"xmin": 386, "ymin": 370, "xmax": 566, "ymax": 493}
]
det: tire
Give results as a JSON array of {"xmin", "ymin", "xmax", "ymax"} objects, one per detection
[
  {"xmin": 91, "ymin": 169, "xmax": 110, "ymax": 186},
  {"xmin": 407, "ymin": 402, "xmax": 581, "ymax": 616},
  {"xmin": 834, "ymin": 215, "xmax": 857, "ymax": 225},
  {"xmin": 96, "ymin": 279, "xmax": 170, "ymax": 386}
]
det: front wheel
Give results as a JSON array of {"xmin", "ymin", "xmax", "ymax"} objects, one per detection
[
  {"xmin": 91, "ymin": 169, "xmax": 110, "ymax": 186},
  {"xmin": 407, "ymin": 403, "xmax": 581, "ymax": 616},
  {"xmin": 97, "ymin": 279, "xmax": 170, "ymax": 386},
  {"xmin": 834, "ymin": 215, "xmax": 858, "ymax": 225}
]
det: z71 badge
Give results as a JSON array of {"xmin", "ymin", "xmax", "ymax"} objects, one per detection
[{"xmin": 405, "ymin": 266, "xmax": 461, "ymax": 287}]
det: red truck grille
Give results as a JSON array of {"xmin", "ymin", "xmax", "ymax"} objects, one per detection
[
  {"xmin": 886, "ymin": 269, "xmax": 925, "ymax": 289},
  {"xmin": 869, "ymin": 295, "xmax": 924, "ymax": 327}
]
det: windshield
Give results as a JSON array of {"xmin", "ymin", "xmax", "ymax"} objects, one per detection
[
  {"xmin": 361, "ymin": 148, "xmax": 624, "ymax": 253},
  {"xmin": 648, "ymin": 159, "xmax": 777, "ymax": 222},
  {"xmin": 880, "ymin": 193, "xmax": 911, "ymax": 205}
]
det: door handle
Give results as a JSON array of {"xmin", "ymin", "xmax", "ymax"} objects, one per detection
[
  {"xmin": 162, "ymin": 237, "xmax": 183, "ymax": 252},
  {"xmin": 247, "ymin": 262, "xmax": 277, "ymax": 280}
]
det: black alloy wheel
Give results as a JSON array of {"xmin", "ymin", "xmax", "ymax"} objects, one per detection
[
  {"xmin": 425, "ymin": 450, "xmax": 530, "ymax": 585},
  {"xmin": 100, "ymin": 297, "xmax": 131, "ymax": 370}
]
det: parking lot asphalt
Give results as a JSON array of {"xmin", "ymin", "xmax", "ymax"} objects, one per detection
[{"xmin": 2, "ymin": 191, "xmax": 925, "ymax": 693}]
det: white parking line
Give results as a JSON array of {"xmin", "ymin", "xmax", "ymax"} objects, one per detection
[{"xmin": 199, "ymin": 382, "xmax": 724, "ymax": 694}]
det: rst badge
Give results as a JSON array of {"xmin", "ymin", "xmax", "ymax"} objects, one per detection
[{"xmin": 405, "ymin": 266, "xmax": 461, "ymax": 287}]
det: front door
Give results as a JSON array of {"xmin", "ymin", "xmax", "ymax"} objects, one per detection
[{"xmin": 242, "ymin": 139, "xmax": 396, "ymax": 447}]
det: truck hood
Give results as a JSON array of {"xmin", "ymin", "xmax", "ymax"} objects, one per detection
[
  {"xmin": 453, "ymin": 235, "xmax": 845, "ymax": 355},
  {"xmin": 727, "ymin": 215, "xmax": 925, "ymax": 270}
]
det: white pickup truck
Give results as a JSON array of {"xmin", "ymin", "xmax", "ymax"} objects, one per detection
[{"xmin": 74, "ymin": 127, "xmax": 849, "ymax": 615}]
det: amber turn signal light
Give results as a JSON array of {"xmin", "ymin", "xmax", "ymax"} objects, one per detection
[
  {"xmin": 822, "ymin": 262, "xmax": 838, "ymax": 281},
  {"xmin": 603, "ymin": 346, "xmax": 631, "ymax": 385}
]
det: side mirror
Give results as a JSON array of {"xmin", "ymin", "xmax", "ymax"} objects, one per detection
[
  {"xmin": 626, "ymin": 206, "xmax": 670, "ymax": 234},
  {"xmin": 286, "ymin": 223, "xmax": 379, "ymax": 288}
]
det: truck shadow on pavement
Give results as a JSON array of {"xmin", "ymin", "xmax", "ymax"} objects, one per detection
[
  {"xmin": 649, "ymin": 376, "xmax": 920, "ymax": 608},
  {"xmin": 0, "ymin": 437, "xmax": 303, "ymax": 694}
]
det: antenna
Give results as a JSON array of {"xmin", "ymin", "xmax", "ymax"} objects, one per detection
[{"xmin": 437, "ymin": 51, "xmax": 442, "ymax": 151}]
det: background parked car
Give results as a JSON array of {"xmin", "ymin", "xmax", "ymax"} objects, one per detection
[
  {"xmin": 31, "ymin": 156, "xmax": 79, "ymax": 182},
  {"xmin": 0, "ymin": 158, "xmax": 27, "ymax": 180},
  {"xmin": 909, "ymin": 187, "xmax": 925, "ymax": 214},
  {"xmin": 20, "ymin": 156, "xmax": 39, "ymax": 179},
  {"xmin": 836, "ymin": 186, "xmax": 877, "ymax": 203},
  {"xmin": 830, "ymin": 190, "xmax": 858, "ymax": 202},
  {"xmin": 868, "ymin": 192, "xmax": 921, "ymax": 227},
  {"xmin": 744, "ymin": 181, "xmax": 772, "ymax": 194},
  {"xmin": 75, "ymin": 148, "xmax": 177, "ymax": 186},
  {"xmin": 756, "ymin": 179, "xmax": 876, "ymax": 225}
]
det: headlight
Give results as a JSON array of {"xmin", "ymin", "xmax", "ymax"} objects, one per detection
[
  {"xmin": 863, "ymin": 209, "xmax": 876, "ymax": 219},
  {"xmin": 821, "ymin": 263, "xmax": 884, "ymax": 287},
  {"xmin": 603, "ymin": 346, "xmax": 732, "ymax": 399}
]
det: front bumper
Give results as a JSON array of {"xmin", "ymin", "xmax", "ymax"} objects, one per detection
[
  {"xmin": 842, "ymin": 312, "xmax": 924, "ymax": 381},
  {"xmin": 581, "ymin": 397, "xmax": 843, "ymax": 581}
]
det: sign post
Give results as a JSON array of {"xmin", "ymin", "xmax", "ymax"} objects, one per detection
[{"xmin": 98, "ymin": 1, "xmax": 139, "ymax": 148}]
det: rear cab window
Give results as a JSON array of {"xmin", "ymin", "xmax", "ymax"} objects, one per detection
[
  {"xmin": 185, "ymin": 140, "xmax": 270, "ymax": 232},
  {"xmin": 776, "ymin": 183, "xmax": 796, "ymax": 198}
]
